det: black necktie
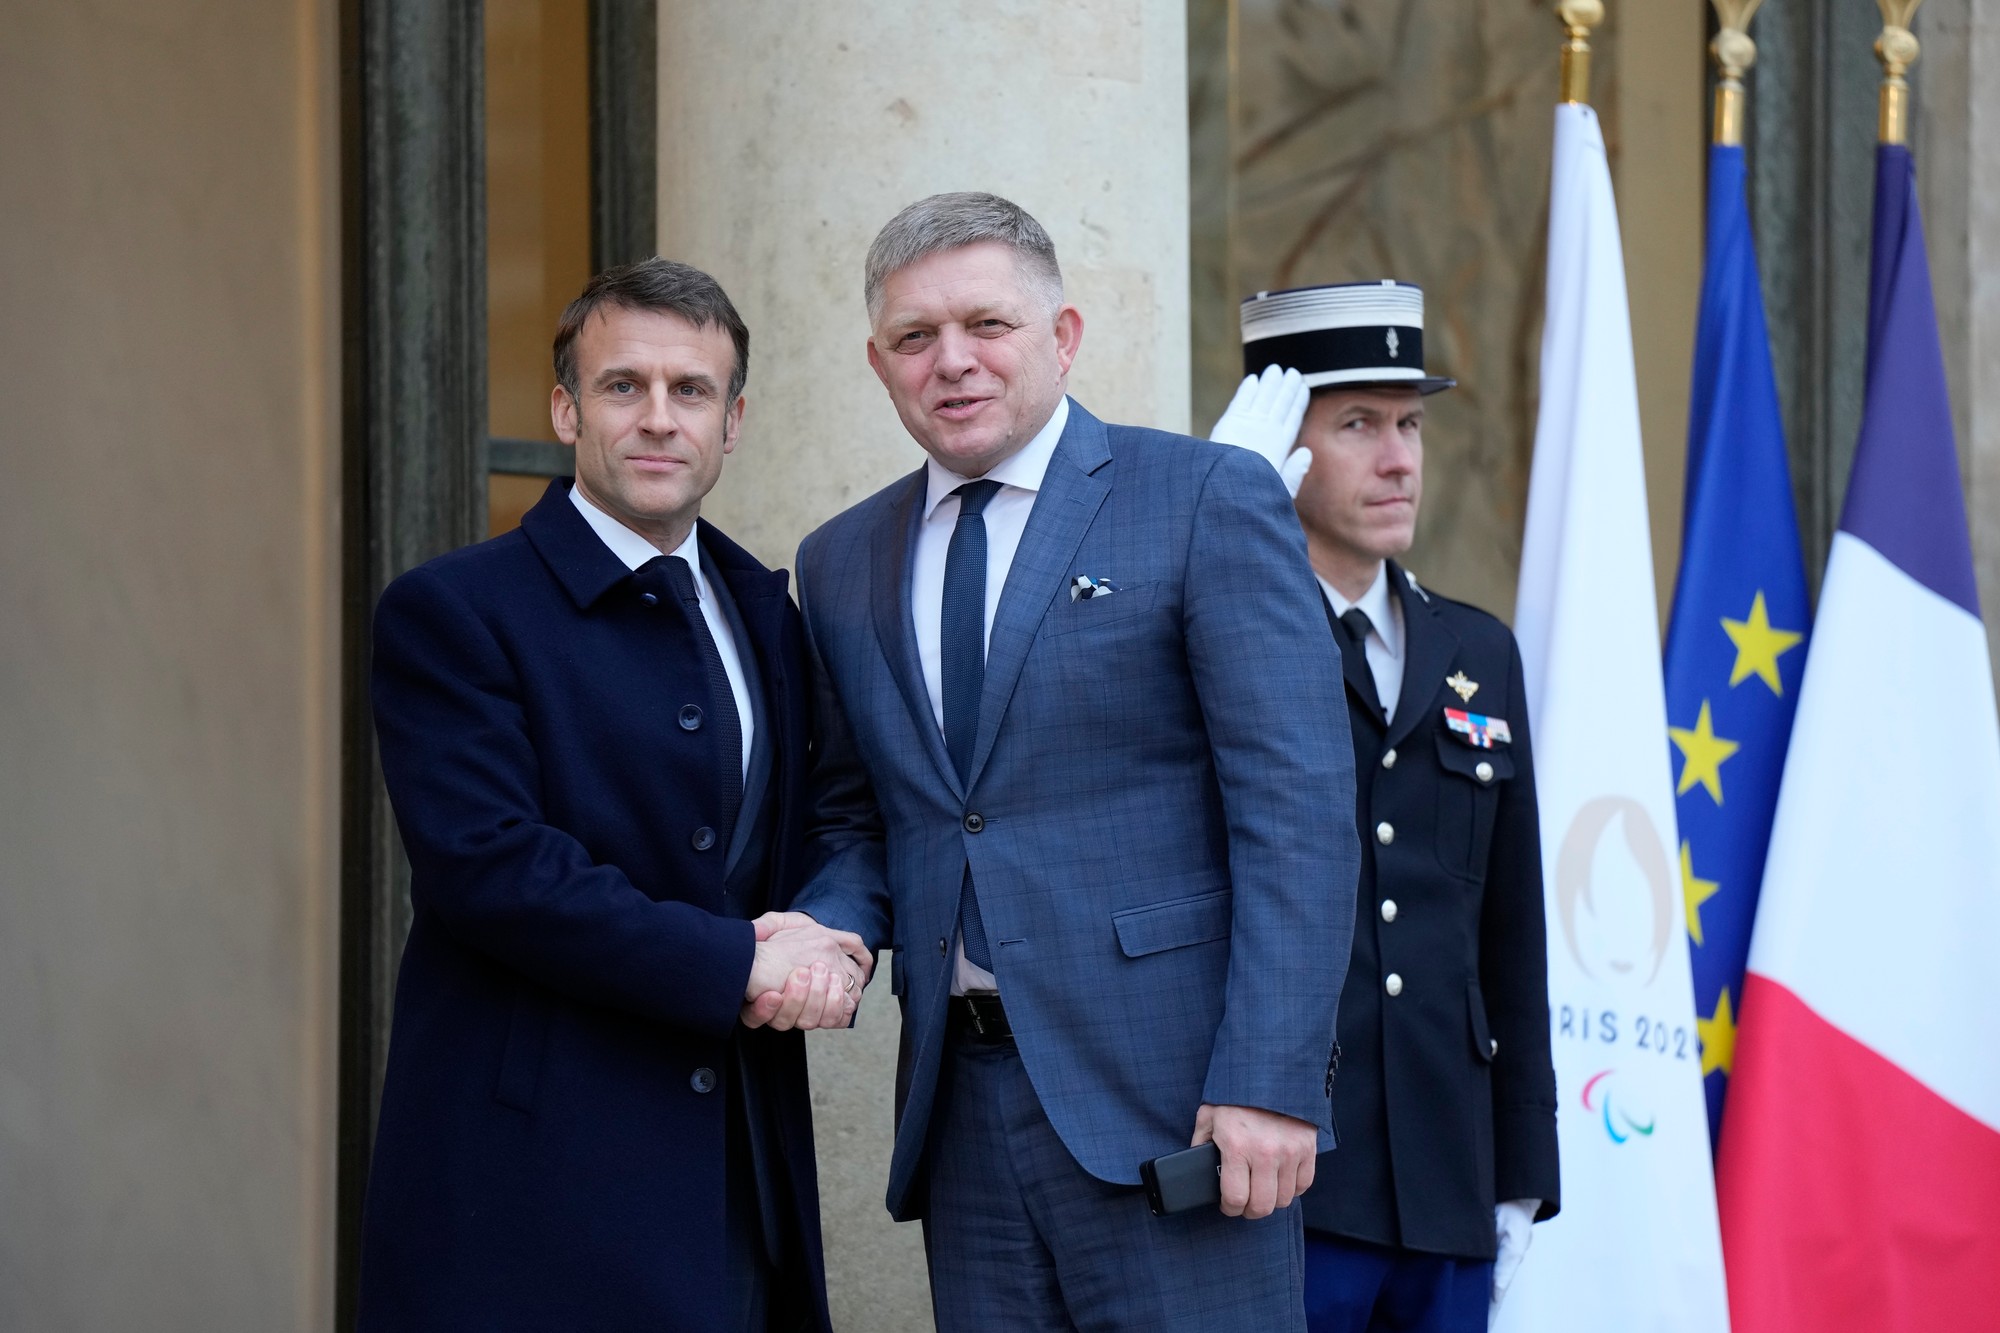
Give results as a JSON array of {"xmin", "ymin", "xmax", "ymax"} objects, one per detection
[
  {"xmin": 1337, "ymin": 607, "xmax": 1386, "ymax": 722},
  {"xmin": 942, "ymin": 479, "xmax": 1001, "ymax": 970},
  {"xmin": 650, "ymin": 554, "xmax": 743, "ymax": 843}
]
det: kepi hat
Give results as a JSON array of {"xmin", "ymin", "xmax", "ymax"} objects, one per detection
[{"xmin": 1239, "ymin": 279, "xmax": 1456, "ymax": 395}]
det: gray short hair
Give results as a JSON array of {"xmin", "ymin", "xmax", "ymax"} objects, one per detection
[{"xmin": 864, "ymin": 192, "xmax": 1065, "ymax": 323}]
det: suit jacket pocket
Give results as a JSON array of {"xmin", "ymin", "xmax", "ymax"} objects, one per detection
[
  {"xmin": 1040, "ymin": 581, "xmax": 1161, "ymax": 637},
  {"xmin": 1112, "ymin": 888, "xmax": 1233, "ymax": 958},
  {"xmin": 1434, "ymin": 732, "xmax": 1515, "ymax": 881},
  {"xmin": 1467, "ymin": 980, "xmax": 1497, "ymax": 1064},
  {"xmin": 494, "ymin": 988, "xmax": 552, "ymax": 1112}
]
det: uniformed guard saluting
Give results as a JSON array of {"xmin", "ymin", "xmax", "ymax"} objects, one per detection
[{"xmin": 1208, "ymin": 280, "xmax": 1560, "ymax": 1333}]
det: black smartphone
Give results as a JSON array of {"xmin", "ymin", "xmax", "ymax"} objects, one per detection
[{"xmin": 1140, "ymin": 1141, "xmax": 1222, "ymax": 1216}]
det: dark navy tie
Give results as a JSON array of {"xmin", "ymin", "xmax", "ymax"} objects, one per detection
[
  {"xmin": 1338, "ymin": 607, "xmax": 1387, "ymax": 723},
  {"xmin": 942, "ymin": 479, "xmax": 1001, "ymax": 969},
  {"xmin": 651, "ymin": 554, "xmax": 743, "ymax": 843}
]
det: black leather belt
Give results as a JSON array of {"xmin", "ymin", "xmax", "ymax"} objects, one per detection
[{"xmin": 950, "ymin": 992, "xmax": 1013, "ymax": 1041}]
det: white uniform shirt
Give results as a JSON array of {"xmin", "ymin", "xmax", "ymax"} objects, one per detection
[
  {"xmin": 912, "ymin": 397, "xmax": 1070, "ymax": 993},
  {"xmin": 569, "ymin": 485, "xmax": 754, "ymax": 781}
]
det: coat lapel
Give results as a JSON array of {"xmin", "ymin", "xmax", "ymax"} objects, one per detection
[
  {"xmin": 967, "ymin": 402, "xmax": 1113, "ymax": 788},
  {"xmin": 869, "ymin": 469, "xmax": 964, "ymax": 799},
  {"xmin": 1384, "ymin": 561, "xmax": 1461, "ymax": 751}
]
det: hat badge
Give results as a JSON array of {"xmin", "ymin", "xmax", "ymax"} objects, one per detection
[{"xmin": 1386, "ymin": 328, "xmax": 1400, "ymax": 359}]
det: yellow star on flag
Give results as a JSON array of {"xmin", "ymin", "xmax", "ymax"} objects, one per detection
[
  {"xmin": 1670, "ymin": 700, "xmax": 1741, "ymax": 804},
  {"xmin": 1722, "ymin": 591, "xmax": 1805, "ymax": 695},
  {"xmin": 1699, "ymin": 987, "xmax": 1738, "ymax": 1077},
  {"xmin": 1680, "ymin": 841, "xmax": 1721, "ymax": 947}
]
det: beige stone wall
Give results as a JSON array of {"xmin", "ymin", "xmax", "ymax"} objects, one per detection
[
  {"xmin": 655, "ymin": 4, "xmax": 1193, "ymax": 1327},
  {"xmin": 0, "ymin": 2, "xmax": 340, "ymax": 1328},
  {"xmin": 666, "ymin": 2, "xmax": 1194, "ymax": 576}
]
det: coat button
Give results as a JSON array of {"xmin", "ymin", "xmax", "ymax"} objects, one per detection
[
  {"xmin": 1376, "ymin": 821, "xmax": 1395, "ymax": 846},
  {"xmin": 939, "ymin": 937, "xmax": 949, "ymax": 957},
  {"xmin": 639, "ymin": 592, "xmax": 659, "ymax": 607},
  {"xmin": 691, "ymin": 826, "xmax": 716, "ymax": 851},
  {"xmin": 679, "ymin": 704, "xmax": 704, "ymax": 731},
  {"xmin": 1476, "ymin": 761, "xmax": 1494, "ymax": 783},
  {"xmin": 690, "ymin": 1067, "xmax": 717, "ymax": 1094},
  {"xmin": 1490, "ymin": 1038, "xmax": 1500, "ymax": 1058},
  {"xmin": 1380, "ymin": 899, "xmax": 1398, "ymax": 923},
  {"xmin": 963, "ymin": 813, "xmax": 984, "ymax": 833},
  {"xmin": 1382, "ymin": 748, "xmax": 1398, "ymax": 769},
  {"xmin": 1384, "ymin": 973, "xmax": 1404, "ymax": 997}
]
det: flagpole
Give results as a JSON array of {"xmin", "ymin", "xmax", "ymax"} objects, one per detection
[
  {"xmin": 1709, "ymin": 2, "xmax": 1762, "ymax": 147},
  {"xmin": 1875, "ymin": 0, "xmax": 1923, "ymax": 146},
  {"xmin": 1556, "ymin": 1, "xmax": 1604, "ymax": 106}
]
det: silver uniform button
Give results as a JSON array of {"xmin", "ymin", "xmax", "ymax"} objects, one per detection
[
  {"xmin": 1376, "ymin": 821, "xmax": 1395, "ymax": 845},
  {"xmin": 1381, "ymin": 899, "xmax": 1398, "ymax": 923},
  {"xmin": 1476, "ymin": 761, "xmax": 1495, "ymax": 783},
  {"xmin": 1384, "ymin": 973, "xmax": 1404, "ymax": 997},
  {"xmin": 1382, "ymin": 748, "xmax": 1398, "ymax": 769},
  {"xmin": 1490, "ymin": 1038, "xmax": 1500, "ymax": 1057}
]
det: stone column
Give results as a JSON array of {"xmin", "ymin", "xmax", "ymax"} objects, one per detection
[
  {"xmin": 655, "ymin": 7, "xmax": 1191, "ymax": 1328},
  {"xmin": 1917, "ymin": 0, "xmax": 2000, "ymax": 678}
]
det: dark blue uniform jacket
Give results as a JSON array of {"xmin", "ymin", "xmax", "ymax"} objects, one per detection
[{"xmin": 1304, "ymin": 562, "xmax": 1561, "ymax": 1260}]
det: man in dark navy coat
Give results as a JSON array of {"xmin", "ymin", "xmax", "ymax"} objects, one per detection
[
  {"xmin": 1215, "ymin": 282, "xmax": 1560, "ymax": 1333},
  {"xmin": 358, "ymin": 260, "xmax": 869, "ymax": 1331}
]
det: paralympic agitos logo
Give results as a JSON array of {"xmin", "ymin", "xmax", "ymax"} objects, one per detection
[{"xmin": 1581, "ymin": 1069, "xmax": 1658, "ymax": 1145}]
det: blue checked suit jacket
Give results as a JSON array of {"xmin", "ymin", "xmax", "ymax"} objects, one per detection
[{"xmin": 794, "ymin": 399, "xmax": 1359, "ymax": 1222}]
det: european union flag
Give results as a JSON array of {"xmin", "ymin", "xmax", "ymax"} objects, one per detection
[{"xmin": 1663, "ymin": 143, "xmax": 1812, "ymax": 1145}]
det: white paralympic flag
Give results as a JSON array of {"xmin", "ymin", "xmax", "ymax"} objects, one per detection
[{"xmin": 1496, "ymin": 103, "xmax": 1732, "ymax": 1332}]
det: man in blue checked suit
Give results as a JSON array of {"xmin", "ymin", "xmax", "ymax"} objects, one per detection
[{"xmin": 779, "ymin": 193, "xmax": 1360, "ymax": 1330}]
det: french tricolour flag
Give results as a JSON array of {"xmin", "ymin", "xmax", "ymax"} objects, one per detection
[{"xmin": 1716, "ymin": 142, "xmax": 2000, "ymax": 1328}]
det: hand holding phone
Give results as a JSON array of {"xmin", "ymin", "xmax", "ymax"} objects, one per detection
[{"xmin": 1139, "ymin": 1142, "xmax": 1222, "ymax": 1216}]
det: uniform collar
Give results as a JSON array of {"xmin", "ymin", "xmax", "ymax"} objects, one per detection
[{"xmin": 1317, "ymin": 561, "xmax": 1403, "ymax": 659}]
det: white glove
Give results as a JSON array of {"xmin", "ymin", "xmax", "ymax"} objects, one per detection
[
  {"xmin": 1209, "ymin": 365, "xmax": 1312, "ymax": 498},
  {"xmin": 1489, "ymin": 1198, "xmax": 1538, "ymax": 1326}
]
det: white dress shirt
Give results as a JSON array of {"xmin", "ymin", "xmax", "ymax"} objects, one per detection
[
  {"xmin": 912, "ymin": 396, "xmax": 1070, "ymax": 993},
  {"xmin": 1318, "ymin": 562, "xmax": 1406, "ymax": 723},
  {"xmin": 569, "ymin": 485, "xmax": 754, "ymax": 782}
]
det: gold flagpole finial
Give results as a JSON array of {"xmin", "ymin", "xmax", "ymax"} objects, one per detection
[
  {"xmin": 1710, "ymin": 1, "xmax": 1763, "ymax": 146},
  {"xmin": 1876, "ymin": 0, "xmax": 1924, "ymax": 145},
  {"xmin": 1557, "ymin": 1, "xmax": 1606, "ymax": 106}
]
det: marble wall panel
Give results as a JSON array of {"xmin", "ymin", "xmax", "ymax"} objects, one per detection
[
  {"xmin": 1217, "ymin": 0, "xmax": 1613, "ymax": 619},
  {"xmin": 1197, "ymin": 1, "xmax": 1703, "ymax": 624}
]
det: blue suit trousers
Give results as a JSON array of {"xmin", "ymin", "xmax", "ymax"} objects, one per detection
[{"xmin": 925, "ymin": 1030, "xmax": 1305, "ymax": 1332}]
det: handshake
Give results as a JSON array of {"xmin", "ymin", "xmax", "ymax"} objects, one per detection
[{"xmin": 740, "ymin": 910, "xmax": 873, "ymax": 1031}]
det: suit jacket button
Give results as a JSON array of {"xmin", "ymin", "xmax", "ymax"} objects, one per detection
[
  {"xmin": 1375, "ymin": 821, "xmax": 1395, "ymax": 845},
  {"xmin": 939, "ymin": 937, "xmax": 949, "ymax": 957},
  {"xmin": 691, "ymin": 826, "xmax": 716, "ymax": 851},
  {"xmin": 1380, "ymin": 899, "xmax": 1398, "ymax": 923},
  {"xmin": 639, "ymin": 592, "xmax": 660, "ymax": 607},
  {"xmin": 963, "ymin": 813, "xmax": 984, "ymax": 833},
  {"xmin": 1384, "ymin": 972, "xmax": 1404, "ymax": 997},
  {"xmin": 679, "ymin": 704, "xmax": 704, "ymax": 731},
  {"xmin": 690, "ymin": 1067, "xmax": 717, "ymax": 1094},
  {"xmin": 1382, "ymin": 748, "xmax": 1398, "ymax": 769}
]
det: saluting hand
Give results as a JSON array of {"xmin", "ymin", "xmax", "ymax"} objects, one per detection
[{"xmin": 1209, "ymin": 365, "xmax": 1313, "ymax": 498}]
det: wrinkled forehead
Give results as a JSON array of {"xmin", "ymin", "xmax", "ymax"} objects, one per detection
[{"xmin": 872, "ymin": 242, "xmax": 1045, "ymax": 327}]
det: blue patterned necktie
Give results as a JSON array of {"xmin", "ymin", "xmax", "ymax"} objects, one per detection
[{"xmin": 942, "ymin": 479, "xmax": 1001, "ymax": 969}]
